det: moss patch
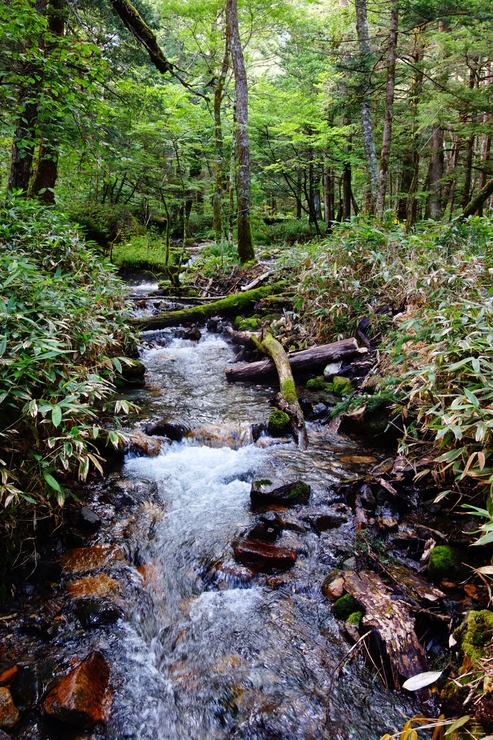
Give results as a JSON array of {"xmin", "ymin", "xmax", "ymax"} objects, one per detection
[
  {"xmin": 234, "ymin": 316, "xmax": 260, "ymax": 332},
  {"xmin": 306, "ymin": 377, "xmax": 328, "ymax": 391},
  {"xmin": 281, "ymin": 378, "xmax": 297, "ymax": 405},
  {"xmin": 454, "ymin": 609, "xmax": 493, "ymax": 664},
  {"xmin": 333, "ymin": 593, "xmax": 359, "ymax": 620},
  {"xmin": 268, "ymin": 410, "xmax": 291, "ymax": 437},
  {"xmin": 427, "ymin": 545, "xmax": 464, "ymax": 581},
  {"xmin": 346, "ymin": 610, "xmax": 363, "ymax": 626},
  {"xmin": 332, "ymin": 376, "xmax": 354, "ymax": 396}
]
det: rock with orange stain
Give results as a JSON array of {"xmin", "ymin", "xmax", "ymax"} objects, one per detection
[
  {"xmin": 62, "ymin": 545, "xmax": 126, "ymax": 575},
  {"xmin": 128, "ymin": 431, "xmax": 161, "ymax": 457},
  {"xmin": 233, "ymin": 539, "xmax": 297, "ymax": 572},
  {"xmin": 0, "ymin": 667, "xmax": 18, "ymax": 686},
  {"xmin": 0, "ymin": 687, "xmax": 19, "ymax": 728},
  {"xmin": 136, "ymin": 562, "xmax": 162, "ymax": 591},
  {"xmin": 66, "ymin": 574, "xmax": 120, "ymax": 599},
  {"xmin": 44, "ymin": 651, "xmax": 111, "ymax": 728}
]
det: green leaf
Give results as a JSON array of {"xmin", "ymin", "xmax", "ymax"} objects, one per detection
[
  {"xmin": 51, "ymin": 405, "xmax": 62, "ymax": 427},
  {"xmin": 444, "ymin": 715, "xmax": 470, "ymax": 736},
  {"xmin": 43, "ymin": 472, "xmax": 61, "ymax": 492}
]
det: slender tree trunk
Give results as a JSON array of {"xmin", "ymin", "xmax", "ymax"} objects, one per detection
[
  {"xmin": 8, "ymin": 0, "xmax": 46, "ymax": 195},
  {"xmin": 323, "ymin": 159, "xmax": 334, "ymax": 227},
  {"xmin": 426, "ymin": 126, "xmax": 445, "ymax": 219},
  {"xmin": 376, "ymin": 0, "xmax": 398, "ymax": 218},
  {"xmin": 213, "ymin": 35, "xmax": 230, "ymax": 241},
  {"xmin": 354, "ymin": 0, "xmax": 378, "ymax": 210},
  {"xmin": 226, "ymin": 0, "xmax": 255, "ymax": 263},
  {"xmin": 30, "ymin": 0, "xmax": 66, "ymax": 203}
]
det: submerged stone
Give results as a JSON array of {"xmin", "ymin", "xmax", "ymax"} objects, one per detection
[
  {"xmin": 0, "ymin": 688, "xmax": 19, "ymax": 729},
  {"xmin": 250, "ymin": 480, "xmax": 311, "ymax": 509},
  {"xmin": 44, "ymin": 651, "xmax": 111, "ymax": 728},
  {"xmin": 233, "ymin": 539, "xmax": 297, "ymax": 572},
  {"xmin": 75, "ymin": 598, "xmax": 124, "ymax": 628},
  {"xmin": 78, "ymin": 506, "xmax": 101, "ymax": 532},
  {"xmin": 62, "ymin": 544, "xmax": 126, "ymax": 574},
  {"xmin": 66, "ymin": 574, "xmax": 120, "ymax": 599}
]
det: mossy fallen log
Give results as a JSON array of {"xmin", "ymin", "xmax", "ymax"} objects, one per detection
[
  {"xmin": 225, "ymin": 338, "xmax": 362, "ymax": 382},
  {"xmin": 255, "ymin": 332, "xmax": 308, "ymax": 449},
  {"xmin": 129, "ymin": 282, "xmax": 286, "ymax": 330}
]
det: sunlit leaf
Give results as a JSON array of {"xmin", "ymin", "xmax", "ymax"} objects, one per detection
[{"xmin": 402, "ymin": 671, "xmax": 443, "ymax": 691}]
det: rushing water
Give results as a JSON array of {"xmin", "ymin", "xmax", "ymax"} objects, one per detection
[{"xmin": 101, "ymin": 331, "xmax": 416, "ymax": 740}]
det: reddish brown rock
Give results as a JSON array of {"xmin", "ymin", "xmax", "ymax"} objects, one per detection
[
  {"xmin": 321, "ymin": 576, "xmax": 345, "ymax": 600},
  {"xmin": 0, "ymin": 687, "xmax": 19, "ymax": 729},
  {"xmin": 250, "ymin": 481, "xmax": 310, "ymax": 510},
  {"xmin": 128, "ymin": 431, "xmax": 161, "ymax": 457},
  {"xmin": 44, "ymin": 651, "xmax": 111, "ymax": 728},
  {"xmin": 66, "ymin": 574, "xmax": 120, "ymax": 599},
  {"xmin": 62, "ymin": 545, "xmax": 126, "ymax": 574},
  {"xmin": 0, "ymin": 667, "xmax": 18, "ymax": 686},
  {"xmin": 233, "ymin": 539, "xmax": 297, "ymax": 572}
]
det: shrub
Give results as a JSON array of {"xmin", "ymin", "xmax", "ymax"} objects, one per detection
[{"xmin": 0, "ymin": 196, "xmax": 135, "ymax": 508}]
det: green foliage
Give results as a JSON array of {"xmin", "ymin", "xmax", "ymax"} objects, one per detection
[
  {"xmin": 0, "ymin": 197, "xmax": 134, "ymax": 508},
  {"xmin": 332, "ymin": 593, "xmax": 359, "ymax": 620}
]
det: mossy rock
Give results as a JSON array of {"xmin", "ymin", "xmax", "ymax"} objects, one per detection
[
  {"xmin": 250, "ymin": 480, "xmax": 311, "ymax": 509},
  {"xmin": 427, "ymin": 545, "xmax": 465, "ymax": 581},
  {"xmin": 333, "ymin": 593, "xmax": 359, "ymax": 620},
  {"xmin": 454, "ymin": 609, "xmax": 493, "ymax": 664},
  {"xmin": 332, "ymin": 376, "xmax": 354, "ymax": 396},
  {"xmin": 306, "ymin": 376, "xmax": 328, "ymax": 391},
  {"xmin": 117, "ymin": 359, "xmax": 146, "ymax": 387},
  {"xmin": 268, "ymin": 410, "xmax": 291, "ymax": 437},
  {"xmin": 346, "ymin": 610, "xmax": 363, "ymax": 626},
  {"xmin": 234, "ymin": 316, "xmax": 260, "ymax": 332}
]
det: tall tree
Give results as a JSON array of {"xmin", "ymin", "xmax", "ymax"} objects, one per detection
[
  {"xmin": 226, "ymin": 0, "xmax": 255, "ymax": 263},
  {"xmin": 375, "ymin": 0, "xmax": 398, "ymax": 218}
]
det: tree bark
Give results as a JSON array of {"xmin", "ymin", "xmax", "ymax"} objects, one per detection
[
  {"xmin": 459, "ymin": 176, "xmax": 493, "ymax": 220},
  {"xmin": 226, "ymin": 0, "xmax": 255, "ymax": 263},
  {"xmin": 376, "ymin": 0, "xmax": 398, "ymax": 218},
  {"xmin": 213, "ymin": 36, "xmax": 230, "ymax": 241},
  {"xmin": 225, "ymin": 338, "xmax": 362, "ymax": 382},
  {"xmin": 109, "ymin": 0, "xmax": 172, "ymax": 74},
  {"xmin": 256, "ymin": 333, "xmax": 308, "ymax": 449},
  {"xmin": 354, "ymin": 0, "xmax": 378, "ymax": 210},
  {"xmin": 426, "ymin": 126, "xmax": 444, "ymax": 219}
]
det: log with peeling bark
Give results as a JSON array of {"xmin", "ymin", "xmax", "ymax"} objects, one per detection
[
  {"xmin": 129, "ymin": 282, "xmax": 286, "ymax": 331},
  {"xmin": 256, "ymin": 332, "xmax": 308, "ymax": 449},
  {"xmin": 344, "ymin": 570, "xmax": 428, "ymax": 689},
  {"xmin": 225, "ymin": 338, "xmax": 363, "ymax": 382}
]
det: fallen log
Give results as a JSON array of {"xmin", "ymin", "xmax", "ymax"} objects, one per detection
[
  {"xmin": 344, "ymin": 570, "xmax": 428, "ymax": 689},
  {"xmin": 256, "ymin": 332, "xmax": 308, "ymax": 449},
  {"xmin": 129, "ymin": 282, "xmax": 286, "ymax": 331},
  {"xmin": 225, "ymin": 337, "xmax": 363, "ymax": 382}
]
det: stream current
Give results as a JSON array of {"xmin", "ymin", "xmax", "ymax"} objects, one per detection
[{"xmin": 102, "ymin": 328, "xmax": 416, "ymax": 740}]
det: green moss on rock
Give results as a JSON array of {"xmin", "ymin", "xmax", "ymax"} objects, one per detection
[
  {"xmin": 268, "ymin": 410, "xmax": 291, "ymax": 437},
  {"xmin": 306, "ymin": 377, "xmax": 327, "ymax": 391},
  {"xmin": 333, "ymin": 593, "xmax": 359, "ymax": 620},
  {"xmin": 427, "ymin": 545, "xmax": 464, "ymax": 580},
  {"xmin": 454, "ymin": 610, "xmax": 493, "ymax": 663},
  {"xmin": 234, "ymin": 316, "xmax": 260, "ymax": 332},
  {"xmin": 346, "ymin": 610, "xmax": 363, "ymax": 626},
  {"xmin": 332, "ymin": 376, "xmax": 354, "ymax": 396}
]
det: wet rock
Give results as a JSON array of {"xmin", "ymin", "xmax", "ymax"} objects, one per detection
[
  {"xmin": 128, "ymin": 430, "xmax": 162, "ymax": 457},
  {"xmin": 11, "ymin": 660, "xmax": 57, "ymax": 711},
  {"xmin": 183, "ymin": 326, "xmax": 202, "ymax": 341},
  {"xmin": 247, "ymin": 521, "xmax": 279, "ymax": 544},
  {"xmin": 0, "ymin": 730, "xmax": 12, "ymax": 740},
  {"xmin": 344, "ymin": 612, "xmax": 363, "ymax": 642},
  {"xmin": 144, "ymin": 421, "xmax": 189, "ymax": 441},
  {"xmin": 78, "ymin": 506, "xmax": 101, "ymax": 532},
  {"xmin": 323, "ymin": 362, "xmax": 342, "ymax": 380},
  {"xmin": 302, "ymin": 506, "xmax": 350, "ymax": 532},
  {"xmin": 312, "ymin": 403, "xmax": 328, "ymax": 418},
  {"xmin": 119, "ymin": 359, "xmax": 146, "ymax": 386},
  {"xmin": 0, "ymin": 668, "xmax": 17, "ymax": 687},
  {"xmin": 75, "ymin": 599, "xmax": 124, "ymax": 628},
  {"xmin": 0, "ymin": 688, "xmax": 19, "ymax": 729},
  {"xmin": 233, "ymin": 539, "xmax": 297, "ymax": 572},
  {"xmin": 251, "ymin": 422, "xmax": 266, "ymax": 443},
  {"xmin": 44, "ymin": 651, "xmax": 111, "ymax": 728},
  {"xmin": 206, "ymin": 317, "xmax": 223, "ymax": 333},
  {"xmin": 321, "ymin": 575, "xmax": 345, "ymax": 600},
  {"xmin": 376, "ymin": 504, "xmax": 399, "ymax": 531},
  {"xmin": 66, "ymin": 574, "xmax": 120, "ymax": 599},
  {"xmin": 250, "ymin": 480, "xmax": 311, "ymax": 510},
  {"xmin": 202, "ymin": 560, "xmax": 255, "ymax": 589},
  {"xmin": 19, "ymin": 614, "xmax": 64, "ymax": 640},
  {"xmin": 62, "ymin": 544, "xmax": 126, "ymax": 574}
]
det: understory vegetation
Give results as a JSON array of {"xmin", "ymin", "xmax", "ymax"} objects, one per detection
[{"xmin": 0, "ymin": 197, "xmax": 134, "ymax": 513}]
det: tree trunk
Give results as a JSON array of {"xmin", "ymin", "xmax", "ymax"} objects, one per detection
[
  {"xmin": 354, "ymin": 0, "xmax": 378, "ymax": 210},
  {"xmin": 426, "ymin": 126, "xmax": 444, "ymax": 219},
  {"xmin": 256, "ymin": 333, "xmax": 308, "ymax": 449},
  {"xmin": 376, "ymin": 0, "xmax": 398, "ymax": 218},
  {"xmin": 459, "ymin": 176, "xmax": 493, "ymax": 220},
  {"xmin": 213, "ymin": 36, "xmax": 230, "ymax": 241},
  {"xmin": 323, "ymin": 158, "xmax": 334, "ymax": 227},
  {"xmin": 8, "ymin": 0, "xmax": 46, "ymax": 195},
  {"xmin": 226, "ymin": 0, "xmax": 255, "ymax": 263}
]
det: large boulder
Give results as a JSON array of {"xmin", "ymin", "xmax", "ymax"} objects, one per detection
[
  {"xmin": 233, "ymin": 539, "xmax": 297, "ymax": 572},
  {"xmin": 44, "ymin": 651, "xmax": 111, "ymax": 728},
  {"xmin": 250, "ymin": 480, "xmax": 310, "ymax": 510}
]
